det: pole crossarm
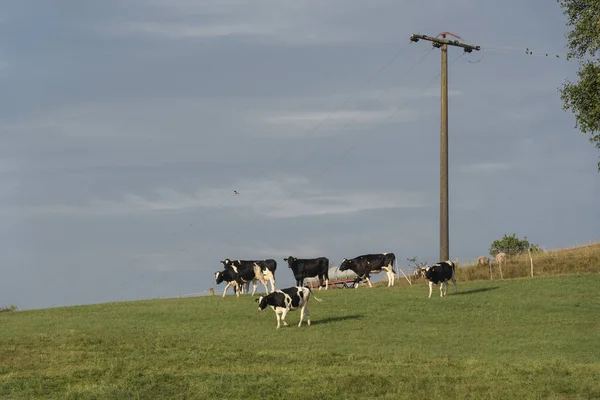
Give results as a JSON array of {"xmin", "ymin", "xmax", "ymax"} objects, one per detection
[{"xmin": 410, "ymin": 33, "xmax": 481, "ymax": 53}]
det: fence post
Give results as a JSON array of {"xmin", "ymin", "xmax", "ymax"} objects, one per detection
[{"xmin": 528, "ymin": 247, "xmax": 533, "ymax": 278}]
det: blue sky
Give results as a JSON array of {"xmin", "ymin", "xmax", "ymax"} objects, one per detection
[{"xmin": 1, "ymin": 1, "xmax": 598, "ymax": 310}]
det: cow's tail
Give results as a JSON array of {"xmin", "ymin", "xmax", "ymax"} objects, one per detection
[{"xmin": 304, "ymin": 285, "xmax": 324, "ymax": 302}]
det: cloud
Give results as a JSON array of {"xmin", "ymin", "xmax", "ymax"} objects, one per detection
[
  {"xmin": 112, "ymin": 21, "xmax": 276, "ymax": 39},
  {"xmin": 13, "ymin": 176, "xmax": 429, "ymax": 218},
  {"xmin": 457, "ymin": 162, "xmax": 514, "ymax": 173}
]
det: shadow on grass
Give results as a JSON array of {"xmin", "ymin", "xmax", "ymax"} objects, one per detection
[
  {"xmin": 312, "ymin": 314, "xmax": 364, "ymax": 326},
  {"xmin": 453, "ymin": 286, "xmax": 500, "ymax": 295}
]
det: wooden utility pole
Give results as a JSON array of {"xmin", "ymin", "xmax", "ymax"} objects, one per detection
[{"xmin": 409, "ymin": 32, "xmax": 480, "ymax": 262}]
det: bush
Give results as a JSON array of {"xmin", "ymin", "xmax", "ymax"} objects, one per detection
[{"xmin": 489, "ymin": 234, "xmax": 539, "ymax": 257}]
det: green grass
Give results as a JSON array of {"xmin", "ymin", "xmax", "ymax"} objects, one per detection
[{"xmin": 1, "ymin": 273, "xmax": 600, "ymax": 399}]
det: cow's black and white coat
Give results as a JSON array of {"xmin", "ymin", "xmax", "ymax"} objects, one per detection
[
  {"xmin": 215, "ymin": 268, "xmax": 241, "ymax": 297},
  {"xmin": 338, "ymin": 253, "xmax": 396, "ymax": 288},
  {"xmin": 256, "ymin": 286, "xmax": 323, "ymax": 329},
  {"xmin": 420, "ymin": 260, "xmax": 458, "ymax": 298},
  {"xmin": 219, "ymin": 258, "xmax": 276, "ymax": 297},
  {"xmin": 283, "ymin": 256, "xmax": 330, "ymax": 290}
]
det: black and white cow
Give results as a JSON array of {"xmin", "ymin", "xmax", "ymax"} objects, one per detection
[
  {"xmin": 419, "ymin": 260, "xmax": 458, "ymax": 298},
  {"xmin": 283, "ymin": 256, "xmax": 330, "ymax": 290},
  {"xmin": 255, "ymin": 286, "xmax": 323, "ymax": 329},
  {"xmin": 219, "ymin": 259, "xmax": 272, "ymax": 297},
  {"xmin": 253, "ymin": 259, "xmax": 277, "ymax": 293},
  {"xmin": 338, "ymin": 253, "xmax": 396, "ymax": 288},
  {"xmin": 215, "ymin": 268, "xmax": 241, "ymax": 297}
]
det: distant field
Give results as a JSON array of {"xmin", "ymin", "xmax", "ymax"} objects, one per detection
[{"xmin": 1, "ymin": 273, "xmax": 599, "ymax": 399}]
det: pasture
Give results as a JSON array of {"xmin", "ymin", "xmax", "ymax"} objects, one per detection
[{"xmin": 1, "ymin": 274, "xmax": 599, "ymax": 399}]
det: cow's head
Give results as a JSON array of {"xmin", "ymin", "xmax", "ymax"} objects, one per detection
[
  {"xmin": 215, "ymin": 271, "xmax": 224, "ymax": 284},
  {"xmin": 339, "ymin": 258, "xmax": 353, "ymax": 271},
  {"xmin": 255, "ymin": 295, "xmax": 268, "ymax": 311},
  {"xmin": 283, "ymin": 256, "xmax": 297, "ymax": 267},
  {"xmin": 220, "ymin": 258, "xmax": 232, "ymax": 266},
  {"xmin": 413, "ymin": 265, "xmax": 430, "ymax": 279}
]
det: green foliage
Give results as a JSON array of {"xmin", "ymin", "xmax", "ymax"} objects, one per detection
[
  {"xmin": 1, "ymin": 275, "xmax": 599, "ymax": 399},
  {"xmin": 557, "ymin": 0, "xmax": 600, "ymax": 170},
  {"xmin": 489, "ymin": 233, "xmax": 538, "ymax": 256},
  {"xmin": 0, "ymin": 305, "xmax": 18, "ymax": 313}
]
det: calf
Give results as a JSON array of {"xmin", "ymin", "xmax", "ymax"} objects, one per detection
[
  {"xmin": 284, "ymin": 256, "xmax": 330, "ymax": 290},
  {"xmin": 338, "ymin": 253, "xmax": 396, "ymax": 288},
  {"xmin": 255, "ymin": 286, "xmax": 323, "ymax": 329},
  {"xmin": 421, "ymin": 260, "xmax": 458, "ymax": 298}
]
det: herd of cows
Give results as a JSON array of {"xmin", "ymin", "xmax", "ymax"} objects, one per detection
[{"xmin": 214, "ymin": 252, "xmax": 459, "ymax": 328}]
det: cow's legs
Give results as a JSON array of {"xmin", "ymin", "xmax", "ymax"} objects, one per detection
[
  {"xmin": 385, "ymin": 264, "xmax": 395, "ymax": 286},
  {"xmin": 222, "ymin": 282, "xmax": 232, "ymax": 297},
  {"xmin": 275, "ymin": 310, "xmax": 282, "ymax": 329},
  {"xmin": 301, "ymin": 306, "xmax": 311, "ymax": 327},
  {"xmin": 280, "ymin": 308, "xmax": 289, "ymax": 327},
  {"xmin": 384, "ymin": 267, "xmax": 394, "ymax": 287},
  {"xmin": 428, "ymin": 281, "xmax": 434, "ymax": 298},
  {"xmin": 451, "ymin": 276, "xmax": 458, "ymax": 294},
  {"xmin": 366, "ymin": 277, "xmax": 373, "ymax": 288},
  {"xmin": 298, "ymin": 305, "xmax": 306, "ymax": 327},
  {"xmin": 251, "ymin": 280, "xmax": 258, "ymax": 296},
  {"xmin": 263, "ymin": 270, "xmax": 275, "ymax": 293},
  {"xmin": 252, "ymin": 265, "xmax": 270, "ymax": 294}
]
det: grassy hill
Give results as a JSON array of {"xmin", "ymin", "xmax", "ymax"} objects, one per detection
[{"xmin": 1, "ymin": 244, "xmax": 600, "ymax": 399}]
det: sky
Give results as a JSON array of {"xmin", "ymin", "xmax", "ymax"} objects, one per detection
[{"xmin": 1, "ymin": 1, "xmax": 599, "ymax": 310}]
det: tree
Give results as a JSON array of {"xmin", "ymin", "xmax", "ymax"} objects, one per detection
[
  {"xmin": 489, "ymin": 234, "xmax": 539, "ymax": 257},
  {"xmin": 557, "ymin": 0, "xmax": 600, "ymax": 171}
]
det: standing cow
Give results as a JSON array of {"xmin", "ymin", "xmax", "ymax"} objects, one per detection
[
  {"xmin": 338, "ymin": 253, "xmax": 396, "ymax": 288},
  {"xmin": 284, "ymin": 256, "xmax": 330, "ymax": 290},
  {"xmin": 419, "ymin": 260, "xmax": 458, "ymax": 298},
  {"xmin": 255, "ymin": 286, "xmax": 323, "ymax": 329},
  {"xmin": 219, "ymin": 259, "xmax": 271, "ymax": 297},
  {"xmin": 495, "ymin": 253, "xmax": 507, "ymax": 280}
]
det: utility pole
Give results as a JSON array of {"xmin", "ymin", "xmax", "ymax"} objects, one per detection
[{"xmin": 409, "ymin": 32, "xmax": 480, "ymax": 262}]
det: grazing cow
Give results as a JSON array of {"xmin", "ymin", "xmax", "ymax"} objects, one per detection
[
  {"xmin": 477, "ymin": 256, "xmax": 493, "ymax": 280},
  {"xmin": 219, "ymin": 259, "xmax": 271, "ymax": 297},
  {"xmin": 338, "ymin": 253, "xmax": 396, "ymax": 288},
  {"xmin": 477, "ymin": 256, "xmax": 490, "ymax": 267},
  {"xmin": 255, "ymin": 286, "xmax": 323, "ymax": 329},
  {"xmin": 284, "ymin": 256, "xmax": 330, "ymax": 290},
  {"xmin": 421, "ymin": 260, "xmax": 457, "ymax": 298},
  {"xmin": 495, "ymin": 252, "xmax": 507, "ymax": 279}
]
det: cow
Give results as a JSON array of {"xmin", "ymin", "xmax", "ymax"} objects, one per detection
[
  {"xmin": 420, "ymin": 260, "xmax": 457, "ymax": 298},
  {"xmin": 477, "ymin": 256, "xmax": 490, "ymax": 267},
  {"xmin": 255, "ymin": 286, "xmax": 323, "ymax": 329},
  {"xmin": 495, "ymin": 252, "xmax": 507, "ymax": 279},
  {"xmin": 219, "ymin": 259, "xmax": 272, "ymax": 297},
  {"xmin": 283, "ymin": 256, "xmax": 330, "ymax": 290},
  {"xmin": 215, "ymin": 269, "xmax": 242, "ymax": 297},
  {"xmin": 477, "ymin": 256, "xmax": 493, "ymax": 279},
  {"xmin": 338, "ymin": 253, "xmax": 396, "ymax": 288},
  {"xmin": 252, "ymin": 259, "xmax": 277, "ymax": 293}
]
